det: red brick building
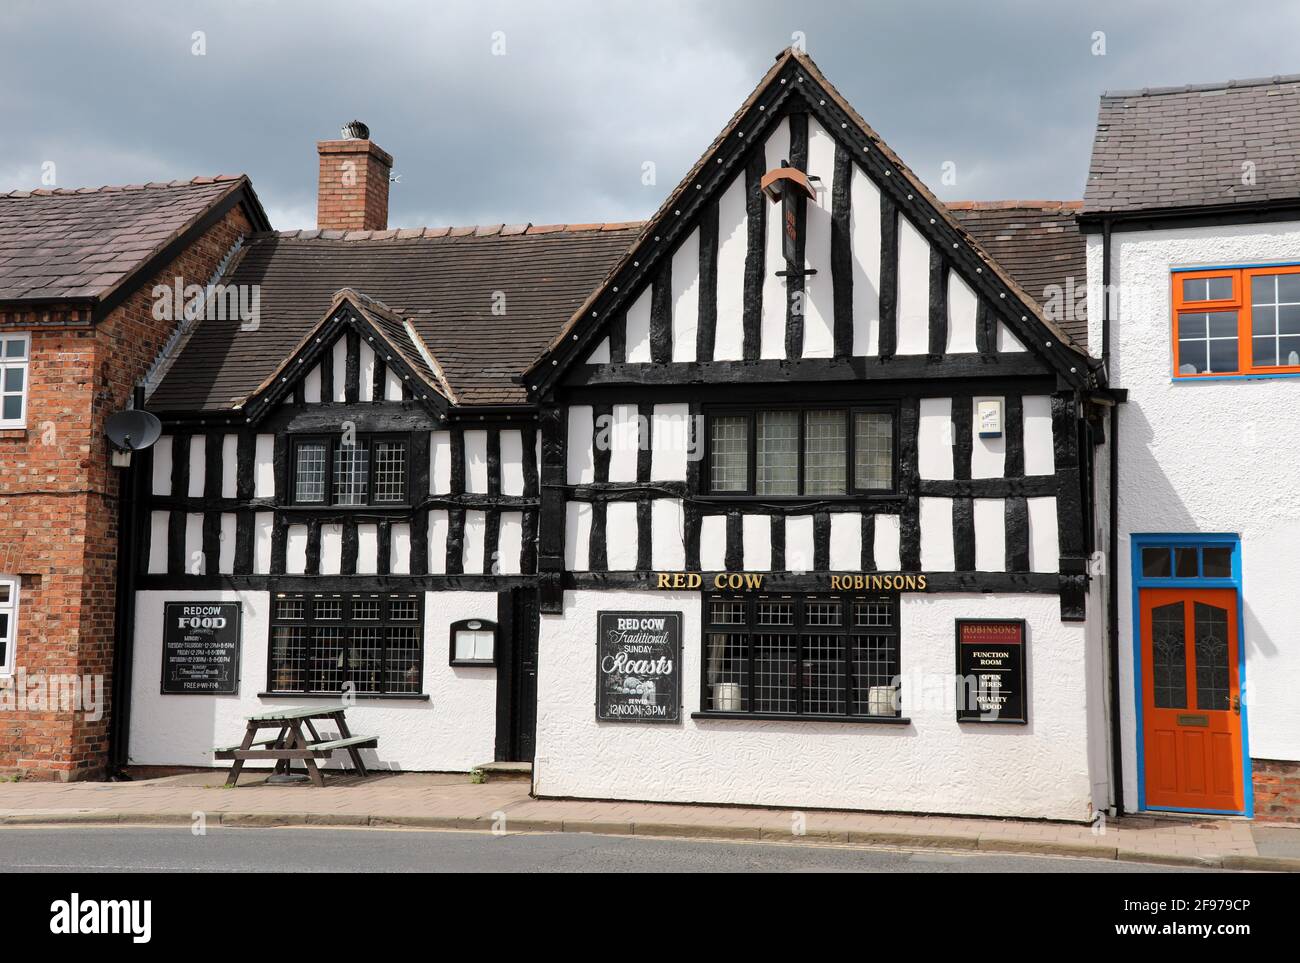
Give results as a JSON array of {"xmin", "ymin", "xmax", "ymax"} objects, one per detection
[{"xmin": 0, "ymin": 178, "xmax": 268, "ymax": 779}]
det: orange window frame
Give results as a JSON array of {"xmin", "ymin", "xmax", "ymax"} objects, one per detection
[{"xmin": 1171, "ymin": 264, "xmax": 1300, "ymax": 377}]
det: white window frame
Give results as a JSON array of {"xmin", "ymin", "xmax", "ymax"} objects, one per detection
[
  {"xmin": 0, "ymin": 332, "xmax": 31, "ymax": 429},
  {"xmin": 0, "ymin": 575, "xmax": 19, "ymax": 676}
]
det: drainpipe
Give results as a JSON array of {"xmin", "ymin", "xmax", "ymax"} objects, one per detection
[
  {"xmin": 107, "ymin": 384, "xmax": 144, "ymax": 779},
  {"xmin": 1102, "ymin": 218, "xmax": 1124, "ymax": 816}
]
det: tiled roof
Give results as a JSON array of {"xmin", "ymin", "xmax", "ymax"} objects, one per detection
[
  {"xmin": 0, "ymin": 176, "xmax": 250, "ymax": 304},
  {"xmin": 948, "ymin": 201, "xmax": 1088, "ymax": 347},
  {"xmin": 147, "ymin": 223, "xmax": 642, "ymax": 411},
  {"xmin": 1083, "ymin": 75, "xmax": 1300, "ymax": 215}
]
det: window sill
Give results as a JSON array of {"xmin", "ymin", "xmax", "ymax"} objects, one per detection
[
  {"xmin": 691, "ymin": 711, "xmax": 910, "ymax": 725},
  {"xmin": 449, "ymin": 660, "xmax": 496, "ymax": 668},
  {"xmin": 258, "ymin": 691, "xmax": 429, "ymax": 701},
  {"xmin": 1172, "ymin": 372, "xmax": 1300, "ymax": 383},
  {"xmin": 695, "ymin": 493, "xmax": 901, "ymax": 504}
]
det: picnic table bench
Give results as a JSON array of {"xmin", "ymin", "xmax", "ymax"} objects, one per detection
[{"xmin": 213, "ymin": 703, "xmax": 377, "ymax": 787}]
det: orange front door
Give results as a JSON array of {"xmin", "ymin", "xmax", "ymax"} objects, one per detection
[{"xmin": 1140, "ymin": 588, "xmax": 1243, "ymax": 812}]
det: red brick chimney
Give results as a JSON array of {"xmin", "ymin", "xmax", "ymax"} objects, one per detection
[{"xmin": 316, "ymin": 121, "xmax": 393, "ymax": 231}]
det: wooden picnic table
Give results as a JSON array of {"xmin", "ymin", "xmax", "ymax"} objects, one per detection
[{"xmin": 213, "ymin": 703, "xmax": 377, "ymax": 787}]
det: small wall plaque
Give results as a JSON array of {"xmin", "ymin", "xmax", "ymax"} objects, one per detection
[{"xmin": 977, "ymin": 399, "xmax": 1003, "ymax": 438}]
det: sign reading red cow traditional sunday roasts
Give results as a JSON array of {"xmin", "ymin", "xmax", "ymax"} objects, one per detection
[{"xmin": 596, "ymin": 611, "xmax": 682, "ymax": 724}]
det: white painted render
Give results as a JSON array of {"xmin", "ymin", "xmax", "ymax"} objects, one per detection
[
  {"xmin": 801, "ymin": 117, "xmax": 837, "ymax": 357},
  {"xmin": 895, "ymin": 215, "xmax": 931, "ymax": 355},
  {"xmin": 714, "ymin": 175, "xmax": 748, "ymax": 361},
  {"xmin": 128, "ymin": 589, "xmax": 497, "ymax": 772},
  {"xmin": 670, "ymin": 227, "xmax": 700, "ymax": 362},
  {"xmin": 1085, "ymin": 219, "xmax": 1300, "ymax": 803},
  {"xmin": 533, "ymin": 590, "xmax": 1098, "ymax": 821},
  {"xmin": 760, "ymin": 117, "xmax": 791, "ymax": 360}
]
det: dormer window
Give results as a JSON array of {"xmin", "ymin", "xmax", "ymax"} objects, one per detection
[{"xmin": 291, "ymin": 433, "xmax": 409, "ymax": 506}]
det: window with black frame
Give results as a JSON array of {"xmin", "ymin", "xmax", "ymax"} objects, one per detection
[
  {"xmin": 268, "ymin": 591, "xmax": 424, "ymax": 695},
  {"xmin": 702, "ymin": 593, "xmax": 901, "ymax": 718},
  {"xmin": 291, "ymin": 433, "xmax": 409, "ymax": 506},
  {"xmin": 705, "ymin": 406, "xmax": 896, "ymax": 496}
]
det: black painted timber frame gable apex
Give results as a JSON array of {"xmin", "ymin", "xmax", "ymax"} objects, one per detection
[
  {"xmin": 234, "ymin": 288, "xmax": 452, "ymax": 426},
  {"xmin": 522, "ymin": 48, "xmax": 1095, "ymax": 396}
]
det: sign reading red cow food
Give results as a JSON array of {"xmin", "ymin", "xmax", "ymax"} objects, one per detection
[
  {"xmin": 955, "ymin": 619, "xmax": 1027, "ymax": 724},
  {"xmin": 161, "ymin": 602, "xmax": 242, "ymax": 695}
]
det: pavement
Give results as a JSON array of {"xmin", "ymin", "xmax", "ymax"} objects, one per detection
[{"xmin": 0, "ymin": 769, "xmax": 1296, "ymax": 871}]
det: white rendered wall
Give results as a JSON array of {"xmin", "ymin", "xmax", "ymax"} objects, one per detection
[
  {"xmin": 128, "ymin": 589, "xmax": 498, "ymax": 772},
  {"xmin": 1086, "ymin": 220, "xmax": 1300, "ymax": 807},
  {"xmin": 534, "ymin": 590, "xmax": 1095, "ymax": 821}
]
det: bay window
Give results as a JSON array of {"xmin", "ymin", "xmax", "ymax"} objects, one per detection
[
  {"xmin": 1173, "ymin": 265, "xmax": 1300, "ymax": 377},
  {"xmin": 706, "ymin": 405, "xmax": 896, "ymax": 496}
]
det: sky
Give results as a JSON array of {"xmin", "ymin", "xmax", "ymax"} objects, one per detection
[{"xmin": 3, "ymin": 0, "xmax": 1300, "ymax": 230}]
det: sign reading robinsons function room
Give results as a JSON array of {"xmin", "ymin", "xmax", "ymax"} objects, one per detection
[
  {"xmin": 161, "ymin": 602, "xmax": 242, "ymax": 695},
  {"xmin": 955, "ymin": 619, "xmax": 1028, "ymax": 724},
  {"xmin": 596, "ymin": 611, "xmax": 682, "ymax": 724}
]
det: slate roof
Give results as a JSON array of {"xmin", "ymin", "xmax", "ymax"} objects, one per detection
[
  {"xmin": 949, "ymin": 201, "xmax": 1087, "ymax": 346},
  {"xmin": 1084, "ymin": 75, "xmax": 1300, "ymax": 215},
  {"xmin": 146, "ymin": 223, "xmax": 642, "ymax": 410},
  {"xmin": 0, "ymin": 177, "xmax": 255, "ymax": 305}
]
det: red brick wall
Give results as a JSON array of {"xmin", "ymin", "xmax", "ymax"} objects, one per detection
[
  {"xmin": 1253, "ymin": 758, "xmax": 1300, "ymax": 822},
  {"xmin": 0, "ymin": 201, "xmax": 253, "ymax": 780},
  {"xmin": 316, "ymin": 139, "xmax": 392, "ymax": 231}
]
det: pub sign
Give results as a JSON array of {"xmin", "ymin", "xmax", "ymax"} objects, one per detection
[
  {"xmin": 161, "ymin": 602, "xmax": 242, "ymax": 695},
  {"xmin": 596, "ymin": 611, "xmax": 682, "ymax": 724},
  {"xmin": 955, "ymin": 619, "xmax": 1028, "ymax": 724}
]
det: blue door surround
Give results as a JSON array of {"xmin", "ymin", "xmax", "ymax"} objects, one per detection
[{"xmin": 1129, "ymin": 533, "xmax": 1252, "ymax": 817}]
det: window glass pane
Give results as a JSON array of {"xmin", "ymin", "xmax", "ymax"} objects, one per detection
[
  {"xmin": 1252, "ymin": 336, "xmax": 1278, "ymax": 367},
  {"xmin": 1206, "ymin": 312, "xmax": 1237, "ymax": 337},
  {"xmin": 1207, "ymin": 337, "xmax": 1238, "ymax": 373},
  {"xmin": 1251, "ymin": 274, "xmax": 1274, "ymax": 304},
  {"xmin": 1183, "ymin": 276, "xmax": 1233, "ymax": 302},
  {"xmin": 1174, "ymin": 547, "xmax": 1198, "ymax": 578},
  {"xmin": 294, "ymin": 442, "xmax": 327, "ymax": 503},
  {"xmin": 854, "ymin": 412, "xmax": 893, "ymax": 490},
  {"xmin": 1206, "ymin": 276, "xmax": 1234, "ymax": 300},
  {"xmin": 709, "ymin": 415, "xmax": 748, "ymax": 492},
  {"xmin": 1202, "ymin": 546, "xmax": 1232, "ymax": 578},
  {"xmin": 706, "ymin": 632, "xmax": 748, "ymax": 710},
  {"xmin": 0, "ymin": 612, "xmax": 8, "ymax": 639},
  {"xmin": 386, "ymin": 626, "xmax": 422, "ymax": 692},
  {"xmin": 756, "ymin": 411, "xmax": 798, "ymax": 495},
  {"xmin": 1279, "ymin": 336, "xmax": 1300, "ymax": 367},
  {"xmin": 803, "ymin": 410, "xmax": 846, "ymax": 495},
  {"xmin": 1193, "ymin": 602, "xmax": 1230, "ymax": 711},
  {"xmin": 333, "ymin": 439, "xmax": 370, "ymax": 505},
  {"xmin": 1279, "ymin": 305, "xmax": 1300, "ymax": 335},
  {"xmin": 1176, "ymin": 338, "xmax": 1207, "ymax": 375},
  {"xmin": 3, "ymin": 367, "xmax": 23, "ymax": 392},
  {"xmin": 2, "ymin": 395, "xmax": 21, "ymax": 421},
  {"xmin": 0, "ymin": 583, "xmax": 11, "ymax": 604},
  {"xmin": 1278, "ymin": 273, "xmax": 1300, "ymax": 303},
  {"xmin": 1151, "ymin": 601, "xmax": 1187, "ymax": 709},
  {"xmin": 1179, "ymin": 313, "xmax": 1208, "ymax": 338},
  {"xmin": 2, "ymin": 338, "xmax": 25, "ymax": 359},
  {"xmin": 1142, "ymin": 547, "xmax": 1171, "ymax": 577},
  {"xmin": 1252, "ymin": 304, "xmax": 1277, "ymax": 336},
  {"xmin": 371, "ymin": 439, "xmax": 407, "ymax": 503},
  {"xmin": 802, "ymin": 632, "xmax": 846, "ymax": 715},
  {"xmin": 753, "ymin": 633, "xmax": 797, "ymax": 713}
]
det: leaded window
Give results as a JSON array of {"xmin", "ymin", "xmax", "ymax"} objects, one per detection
[
  {"xmin": 290, "ymin": 433, "xmax": 410, "ymax": 506},
  {"xmin": 705, "ymin": 406, "xmax": 896, "ymax": 496},
  {"xmin": 702, "ymin": 593, "xmax": 901, "ymax": 719},
  {"xmin": 269, "ymin": 591, "xmax": 424, "ymax": 695}
]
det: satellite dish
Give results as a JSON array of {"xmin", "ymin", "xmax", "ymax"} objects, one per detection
[{"xmin": 106, "ymin": 409, "xmax": 162, "ymax": 452}]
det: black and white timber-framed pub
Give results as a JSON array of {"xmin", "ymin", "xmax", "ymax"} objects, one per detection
[{"xmin": 124, "ymin": 49, "xmax": 1114, "ymax": 821}]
